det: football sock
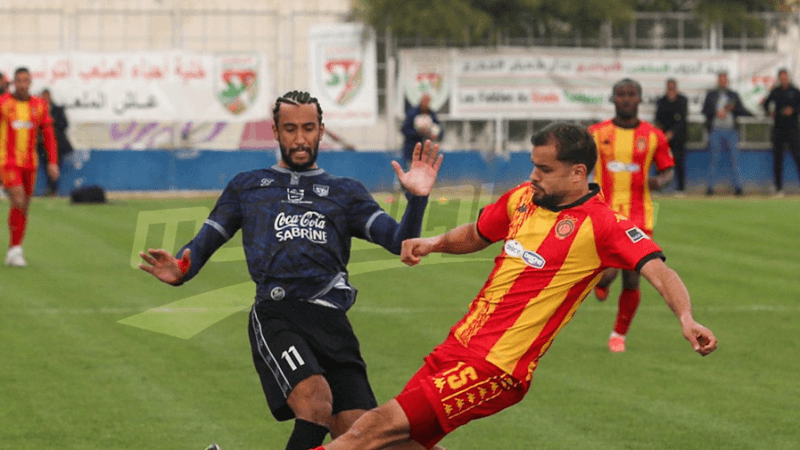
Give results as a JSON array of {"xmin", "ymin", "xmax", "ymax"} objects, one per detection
[
  {"xmin": 613, "ymin": 288, "xmax": 641, "ymax": 336},
  {"xmin": 9, "ymin": 207, "xmax": 26, "ymax": 247},
  {"xmin": 285, "ymin": 419, "xmax": 329, "ymax": 450}
]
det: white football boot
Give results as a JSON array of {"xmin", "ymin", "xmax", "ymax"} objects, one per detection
[{"xmin": 5, "ymin": 245, "xmax": 27, "ymax": 267}]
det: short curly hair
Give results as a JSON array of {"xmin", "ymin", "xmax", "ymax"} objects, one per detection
[
  {"xmin": 531, "ymin": 122, "xmax": 597, "ymax": 176},
  {"xmin": 272, "ymin": 90, "xmax": 323, "ymax": 126}
]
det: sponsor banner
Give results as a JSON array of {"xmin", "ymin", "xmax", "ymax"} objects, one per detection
[
  {"xmin": 308, "ymin": 23, "xmax": 377, "ymax": 126},
  {"xmin": 398, "ymin": 48, "xmax": 452, "ymax": 114},
  {"xmin": 399, "ymin": 48, "xmax": 790, "ymax": 120},
  {"xmin": 0, "ymin": 51, "xmax": 270, "ymax": 122}
]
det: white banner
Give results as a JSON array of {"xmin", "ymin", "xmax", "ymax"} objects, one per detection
[
  {"xmin": 400, "ymin": 48, "xmax": 790, "ymax": 121},
  {"xmin": 0, "ymin": 51, "xmax": 271, "ymax": 123},
  {"xmin": 308, "ymin": 23, "xmax": 377, "ymax": 126},
  {"xmin": 398, "ymin": 49, "xmax": 452, "ymax": 112}
]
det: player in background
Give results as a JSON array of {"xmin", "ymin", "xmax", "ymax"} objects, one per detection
[
  {"xmin": 139, "ymin": 90, "xmax": 445, "ymax": 450},
  {"xmin": 307, "ymin": 122, "xmax": 717, "ymax": 450},
  {"xmin": 0, "ymin": 67, "xmax": 59, "ymax": 267},
  {"xmin": 588, "ymin": 79, "xmax": 674, "ymax": 352}
]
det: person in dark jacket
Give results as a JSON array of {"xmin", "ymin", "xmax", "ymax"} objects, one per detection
[
  {"xmin": 37, "ymin": 89, "xmax": 73, "ymax": 195},
  {"xmin": 762, "ymin": 69, "xmax": 800, "ymax": 196},
  {"xmin": 701, "ymin": 71, "xmax": 753, "ymax": 196},
  {"xmin": 401, "ymin": 94, "xmax": 442, "ymax": 169},
  {"xmin": 655, "ymin": 79, "xmax": 689, "ymax": 194}
]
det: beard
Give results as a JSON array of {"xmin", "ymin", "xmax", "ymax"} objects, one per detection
[
  {"xmin": 615, "ymin": 105, "xmax": 638, "ymax": 120},
  {"xmin": 279, "ymin": 141, "xmax": 320, "ymax": 171},
  {"xmin": 532, "ymin": 184, "xmax": 566, "ymax": 210}
]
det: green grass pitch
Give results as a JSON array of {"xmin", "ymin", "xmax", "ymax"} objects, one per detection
[{"xmin": 1, "ymin": 193, "xmax": 799, "ymax": 450}]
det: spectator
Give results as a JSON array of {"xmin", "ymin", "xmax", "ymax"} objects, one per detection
[
  {"xmin": 701, "ymin": 71, "xmax": 753, "ymax": 196},
  {"xmin": 655, "ymin": 79, "xmax": 689, "ymax": 195},
  {"xmin": 401, "ymin": 93, "xmax": 442, "ymax": 169},
  {"xmin": 762, "ymin": 68, "xmax": 800, "ymax": 197},
  {"xmin": 37, "ymin": 89, "xmax": 73, "ymax": 196},
  {"xmin": 0, "ymin": 72, "xmax": 8, "ymax": 95}
]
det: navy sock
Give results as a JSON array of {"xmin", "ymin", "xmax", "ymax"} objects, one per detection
[{"xmin": 285, "ymin": 418, "xmax": 329, "ymax": 450}]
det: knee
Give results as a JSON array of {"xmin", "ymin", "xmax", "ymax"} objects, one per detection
[
  {"xmin": 11, "ymin": 195, "xmax": 28, "ymax": 210},
  {"xmin": 341, "ymin": 407, "xmax": 402, "ymax": 441},
  {"xmin": 288, "ymin": 377, "xmax": 334, "ymax": 425}
]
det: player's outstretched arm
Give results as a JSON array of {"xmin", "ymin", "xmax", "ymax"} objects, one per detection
[
  {"xmin": 139, "ymin": 248, "xmax": 191, "ymax": 286},
  {"xmin": 401, "ymin": 223, "xmax": 490, "ymax": 266},
  {"xmin": 392, "ymin": 139, "xmax": 443, "ymax": 196},
  {"xmin": 640, "ymin": 258, "xmax": 718, "ymax": 356}
]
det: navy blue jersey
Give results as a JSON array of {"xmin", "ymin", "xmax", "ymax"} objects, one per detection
[{"xmin": 177, "ymin": 165, "xmax": 428, "ymax": 311}]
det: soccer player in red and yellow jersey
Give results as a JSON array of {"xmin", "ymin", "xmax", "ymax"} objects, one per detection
[
  {"xmin": 0, "ymin": 67, "xmax": 59, "ymax": 267},
  {"xmin": 588, "ymin": 79, "xmax": 675, "ymax": 353},
  {"xmin": 309, "ymin": 122, "xmax": 716, "ymax": 450}
]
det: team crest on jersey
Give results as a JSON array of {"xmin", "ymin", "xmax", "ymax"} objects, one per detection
[
  {"xmin": 555, "ymin": 216, "xmax": 577, "ymax": 239},
  {"xmin": 313, "ymin": 184, "xmax": 329, "ymax": 197},
  {"xmin": 636, "ymin": 137, "xmax": 648, "ymax": 153}
]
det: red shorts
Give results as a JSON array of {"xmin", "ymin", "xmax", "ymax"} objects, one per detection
[
  {"xmin": 1, "ymin": 166, "xmax": 37, "ymax": 196},
  {"xmin": 395, "ymin": 343, "xmax": 528, "ymax": 449}
]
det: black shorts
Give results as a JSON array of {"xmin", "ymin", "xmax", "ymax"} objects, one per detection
[{"xmin": 247, "ymin": 300, "xmax": 378, "ymax": 421}]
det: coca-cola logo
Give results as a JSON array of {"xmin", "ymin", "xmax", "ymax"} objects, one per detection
[
  {"xmin": 274, "ymin": 211, "xmax": 327, "ymax": 230},
  {"xmin": 274, "ymin": 211, "xmax": 328, "ymax": 243}
]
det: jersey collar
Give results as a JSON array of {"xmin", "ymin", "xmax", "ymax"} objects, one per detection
[
  {"xmin": 541, "ymin": 183, "xmax": 601, "ymax": 212},
  {"xmin": 271, "ymin": 165, "xmax": 325, "ymax": 177}
]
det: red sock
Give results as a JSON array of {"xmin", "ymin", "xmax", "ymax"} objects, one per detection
[
  {"xmin": 9, "ymin": 207, "xmax": 27, "ymax": 247},
  {"xmin": 614, "ymin": 288, "xmax": 641, "ymax": 335}
]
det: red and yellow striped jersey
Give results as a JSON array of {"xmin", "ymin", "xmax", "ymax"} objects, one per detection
[
  {"xmin": 445, "ymin": 183, "xmax": 663, "ymax": 383},
  {"xmin": 588, "ymin": 120, "xmax": 674, "ymax": 233},
  {"xmin": 0, "ymin": 92, "xmax": 57, "ymax": 169}
]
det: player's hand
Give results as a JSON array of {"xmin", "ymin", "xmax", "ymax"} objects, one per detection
[
  {"xmin": 392, "ymin": 139, "xmax": 444, "ymax": 197},
  {"xmin": 139, "ymin": 248, "xmax": 191, "ymax": 285},
  {"xmin": 47, "ymin": 163, "xmax": 60, "ymax": 181},
  {"xmin": 665, "ymin": 131, "xmax": 674, "ymax": 141},
  {"xmin": 401, "ymin": 237, "xmax": 435, "ymax": 266},
  {"xmin": 716, "ymin": 110, "xmax": 728, "ymax": 119},
  {"xmin": 782, "ymin": 106, "xmax": 793, "ymax": 116},
  {"xmin": 681, "ymin": 320, "xmax": 718, "ymax": 356},
  {"xmin": 648, "ymin": 177, "xmax": 662, "ymax": 191}
]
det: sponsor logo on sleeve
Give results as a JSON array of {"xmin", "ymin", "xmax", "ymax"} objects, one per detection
[{"xmin": 626, "ymin": 227, "xmax": 648, "ymax": 243}]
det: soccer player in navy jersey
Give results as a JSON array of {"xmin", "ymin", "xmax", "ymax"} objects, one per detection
[{"xmin": 139, "ymin": 90, "xmax": 444, "ymax": 450}]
